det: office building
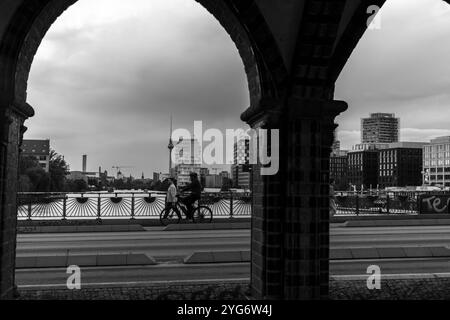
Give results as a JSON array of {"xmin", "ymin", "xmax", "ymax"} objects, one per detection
[
  {"xmin": 173, "ymin": 139, "xmax": 202, "ymax": 187},
  {"xmin": 204, "ymin": 174, "xmax": 222, "ymax": 188},
  {"xmin": 231, "ymin": 139, "xmax": 251, "ymax": 190},
  {"xmin": 347, "ymin": 148, "xmax": 379, "ymax": 190},
  {"xmin": 423, "ymin": 136, "xmax": 450, "ymax": 187},
  {"xmin": 361, "ymin": 113, "xmax": 400, "ymax": 144},
  {"xmin": 330, "ymin": 150, "xmax": 348, "ymax": 190},
  {"xmin": 378, "ymin": 142, "xmax": 425, "ymax": 188},
  {"xmin": 21, "ymin": 139, "xmax": 51, "ymax": 172}
]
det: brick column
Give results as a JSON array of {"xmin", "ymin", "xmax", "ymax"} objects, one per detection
[
  {"xmin": 0, "ymin": 102, "xmax": 32, "ymax": 299},
  {"xmin": 249, "ymin": 98, "xmax": 347, "ymax": 300}
]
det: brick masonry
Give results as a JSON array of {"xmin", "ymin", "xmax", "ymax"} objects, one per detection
[
  {"xmin": 0, "ymin": 0, "xmax": 406, "ymax": 301},
  {"xmin": 16, "ymin": 278, "xmax": 450, "ymax": 300},
  {"xmin": 0, "ymin": 109, "xmax": 25, "ymax": 299},
  {"xmin": 248, "ymin": 99, "xmax": 346, "ymax": 299},
  {"xmin": 0, "ymin": 0, "xmax": 283, "ymax": 300}
]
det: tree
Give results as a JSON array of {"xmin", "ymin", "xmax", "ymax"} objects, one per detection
[
  {"xmin": 18, "ymin": 175, "xmax": 32, "ymax": 192},
  {"xmin": 19, "ymin": 155, "xmax": 40, "ymax": 192},
  {"xmin": 18, "ymin": 149, "xmax": 70, "ymax": 192},
  {"xmin": 67, "ymin": 179, "xmax": 88, "ymax": 192},
  {"xmin": 19, "ymin": 155, "xmax": 39, "ymax": 174},
  {"xmin": 25, "ymin": 166, "xmax": 50, "ymax": 192},
  {"xmin": 48, "ymin": 149, "xmax": 69, "ymax": 191}
]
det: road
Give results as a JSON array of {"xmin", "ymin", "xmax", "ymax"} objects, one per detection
[{"xmin": 15, "ymin": 225, "xmax": 450, "ymax": 287}]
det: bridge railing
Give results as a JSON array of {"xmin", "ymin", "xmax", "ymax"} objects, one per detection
[
  {"xmin": 333, "ymin": 190, "xmax": 450, "ymax": 216},
  {"xmin": 16, "ymin": 191, "xmax": 252, "ymax": 220}
]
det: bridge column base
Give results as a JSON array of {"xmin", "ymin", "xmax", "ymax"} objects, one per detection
[
  {"xmin": 0, "ymin": 103, "xmax": 31, "ymax": 299},
  {"xmin": 248, "ymin": 98, "xmax": 347, "ymax": 300}
]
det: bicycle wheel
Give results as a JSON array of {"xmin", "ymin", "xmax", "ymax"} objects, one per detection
[
  {"xmin": 193, "ymin": 206, "xmax": 213, "ymax": 224},
  {"xmin": 160, "ymin": 207, "xmax": 181, "ymax": 226}
]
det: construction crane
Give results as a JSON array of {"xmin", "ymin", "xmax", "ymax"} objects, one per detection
[{"xmin": 112, "ymin": 166, "xmax": 135, "ymax": 177}]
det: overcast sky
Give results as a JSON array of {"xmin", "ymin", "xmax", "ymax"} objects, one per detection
[
  {"xmin": 335, "ymin": 0, "xmax": 450, "ymax": 149},
  {"xmin": 26, "ymin": 0, "xmax": 450, "ymax": 177}
]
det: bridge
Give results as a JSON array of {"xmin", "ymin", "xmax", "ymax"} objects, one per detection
[
  {"xmin": 14, "ymin": 222, "xmax": 450, "ymax": 300},
  {"xmin": 1, "ymin": 0, "xmax": 450, "ymax": 300}
]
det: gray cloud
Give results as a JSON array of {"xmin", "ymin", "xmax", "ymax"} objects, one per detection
[
  {"xmin": 26, "ymin": 0, "xmax": 249, "ymax": 176},
  {"xmin": 336, "ymin": 0, "xmax": 450, "ymax": 149}
]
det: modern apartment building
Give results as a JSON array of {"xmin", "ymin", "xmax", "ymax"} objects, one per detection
[
  {"xmin": 173, "ymin": 138, "xmax": 202, "ymax": 187},
  {"xmin": 378, "ymin": 142, "xmax": 425, "ymax": 188},
  {"xmin": 21, "ymin": 139, "xmax": 51, "ymax": 172},
  {"xmin": 423, "ymin": 136, "xmax": 450, "ymax": 187},
  {"xmin": 347, "ymin": 144, "xmax": 379, "ymax": 190},
  {"xmin": 330, "ymin": 150, "xmax": 348, "ymax": 190},
  {"xmin": 231, "ymin": 139, "xmax": 251, "ymax": 190},
  {"xmin": 361, "ymin": 113, "xmax": 400, "ymax": 144}
]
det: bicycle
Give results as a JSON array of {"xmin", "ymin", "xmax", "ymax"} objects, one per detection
[{"xmin": 159, "ymin": 194, "xmax": 213, "ymax": 226}]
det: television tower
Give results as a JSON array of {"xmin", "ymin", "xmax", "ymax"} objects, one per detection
[{"xmin": 168, "ymin": 115, "xmax": 174, "ymax": 177}]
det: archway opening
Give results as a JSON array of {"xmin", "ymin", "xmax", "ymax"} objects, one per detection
[
  {"xmin": 332, "ymin": 0, "xmax": 450, "ymax": 295},
  {"xmin": 15, "ymin": 0, "xmax": 257, "ymax": 298}
]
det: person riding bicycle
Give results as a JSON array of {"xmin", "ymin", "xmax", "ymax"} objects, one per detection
[{"xmin": 179, "ymin": 172, "xmax": 203, "ymax": 218}]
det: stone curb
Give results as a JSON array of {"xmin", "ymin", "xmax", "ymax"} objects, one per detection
[
  {"xmin": 165, "ymin": 222, "xmax": 250, "ymax": 231},
  {"xmin": 16, "ymin": 253, "xmax": 156, "ymax": 268},
  {"xmin": 333, "ymin": 218, "xmax": 450, "ymax": 228},
  {"xmin": 185, "ymin": 246, "xmax": 450, "ymax": 264},
  {"xmin": 17, "ymin": 224, "xmax": 145, "ymax": 234},
  {"xmin": 184, "ymin": 250, "xmax": 250, "ymax": 264},
  {"xmin": 331, "ymin": 246, "xmax": 450, "ymax": 260}
]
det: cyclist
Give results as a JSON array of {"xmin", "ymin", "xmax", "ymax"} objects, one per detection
[{"xmin": 179, "ymin": 172, "xmax": 203, "ymax": 218}]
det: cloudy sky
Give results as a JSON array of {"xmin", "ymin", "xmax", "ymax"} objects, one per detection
[
  {"xmin": 26, "ymin": 0, "xmax": 450, "ymax": 177},
  {"xmin": 27, "ymin": 0, "xmax": 249, "ymax": 177},
  {"xmin": 335, "ymin": 0, "xmax": 450, "ymax": 149}
]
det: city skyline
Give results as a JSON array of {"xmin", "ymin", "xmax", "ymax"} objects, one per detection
[{"xmin": 24, "ymin": 0, "xmax": 450, "ymax": 176}]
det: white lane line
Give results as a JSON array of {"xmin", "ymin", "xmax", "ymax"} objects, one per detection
[
  {"xmin": 18, "ymin": 278, "xmax": 251, "ymax": 289},
  {"xmin": 331, "ymin": 273, "xmax": 450, "ymax": 280},
  {"xmin": 20, "ymin": 273, "xmax": 450, "ymax": 289}
]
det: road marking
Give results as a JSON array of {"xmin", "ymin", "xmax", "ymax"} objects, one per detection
[
  {"xmin": 18, "ymin": 278, "xmax": 251, "ymax": 289},
  {"xmin": 331, "ymin": 272, "xmax": 450, "ymax": 280},
  {"xmin": 20, "ymin": 273, "xmax": 450, "ymax": 289}
]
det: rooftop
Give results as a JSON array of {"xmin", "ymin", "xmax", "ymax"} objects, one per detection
[{"xmin": 22, "ymin": 139, "xmax": 50, "ymax": 155}]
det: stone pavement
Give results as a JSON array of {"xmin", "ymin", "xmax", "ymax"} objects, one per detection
[{"xmin": 16, "ymin": 277, "xmax": 450, "ymax": 300}]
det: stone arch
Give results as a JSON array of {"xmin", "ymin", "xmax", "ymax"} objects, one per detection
[
  {"xmin": 0, "ymin": 0, "xmax": 289, "ymax": 300},
  {"xmin": 0, "ymin": 0, "xmax": 288, "ymax": 120}
]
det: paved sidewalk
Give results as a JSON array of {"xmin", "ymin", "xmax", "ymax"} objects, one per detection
[{"xmin": 17, "ymin": 277, "xmax": 450, "ymax": 300}]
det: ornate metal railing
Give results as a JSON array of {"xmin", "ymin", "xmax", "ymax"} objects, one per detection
[
  {"xmin": 333, "ymin": 191, "xmax": 448, "ymax": 216},
  {"xmin": 17, "ymin": 191, "xmax": 252, "ymax": 220}
]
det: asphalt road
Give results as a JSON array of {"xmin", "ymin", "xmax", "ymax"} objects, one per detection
[{"xmin": 15, "ymin": 225, "xmax": 450, "ymax": 287}]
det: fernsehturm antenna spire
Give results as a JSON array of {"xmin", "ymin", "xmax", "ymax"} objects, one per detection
[{"xmin": 168, "ymin": 115, "xmax": 174, "ymax": 177}]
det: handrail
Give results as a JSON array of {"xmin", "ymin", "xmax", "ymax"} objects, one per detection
[{"xmin": 16, "ymin": 190, "xmax": 252, "ymax": 220}]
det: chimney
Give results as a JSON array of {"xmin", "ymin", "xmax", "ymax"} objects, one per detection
[{"xmin": 82, "ymin": 155, "xmax": 87, "ymax": 173}]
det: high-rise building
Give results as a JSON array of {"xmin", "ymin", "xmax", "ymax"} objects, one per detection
[
  {"xmin": 347, "ymin": 147, "xmax": 379, "ymax": 190},
  {"xmin": 423, "ymin": 136, "xmax": 450, "ymax": 187},
  {"xmin": 204, "ymin": 174, "xmax": 222, "ymax": 188},
  {"xmin": 174, "ymin": 138, "xmax": 202, "ymax": 166},
  {"xmin": 21, "ymin": 139, "xmax": 51, "ymax": 172},
  {"xmin": 361, "ymin": 113, "xmax": 400, "ymax": 144},
  {"xmin": 82, "ymin": 155, "xmax": 87, "ymax": 173},
  {"xmin": 330, "ymin": 150, "xmax": 348, "ymax": 190},
  {"xmin": 231, "ymin": 139, "xmax": 251, "ymax": 190},
  {"xmin": 378, "ymin": 142, "xmax": 425, "ymax": 188},
  {"xmin": 331, "ymin": 140, "xmax": 341, "ymax": 155},
  {"xmin": 173, "ymin": 138, "xmax": 202, "ymax": 187}
]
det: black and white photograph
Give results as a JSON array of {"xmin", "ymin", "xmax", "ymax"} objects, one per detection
[{"xmin": 1, "ymin": 0, "xmax": 450, "ymax": 310}]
